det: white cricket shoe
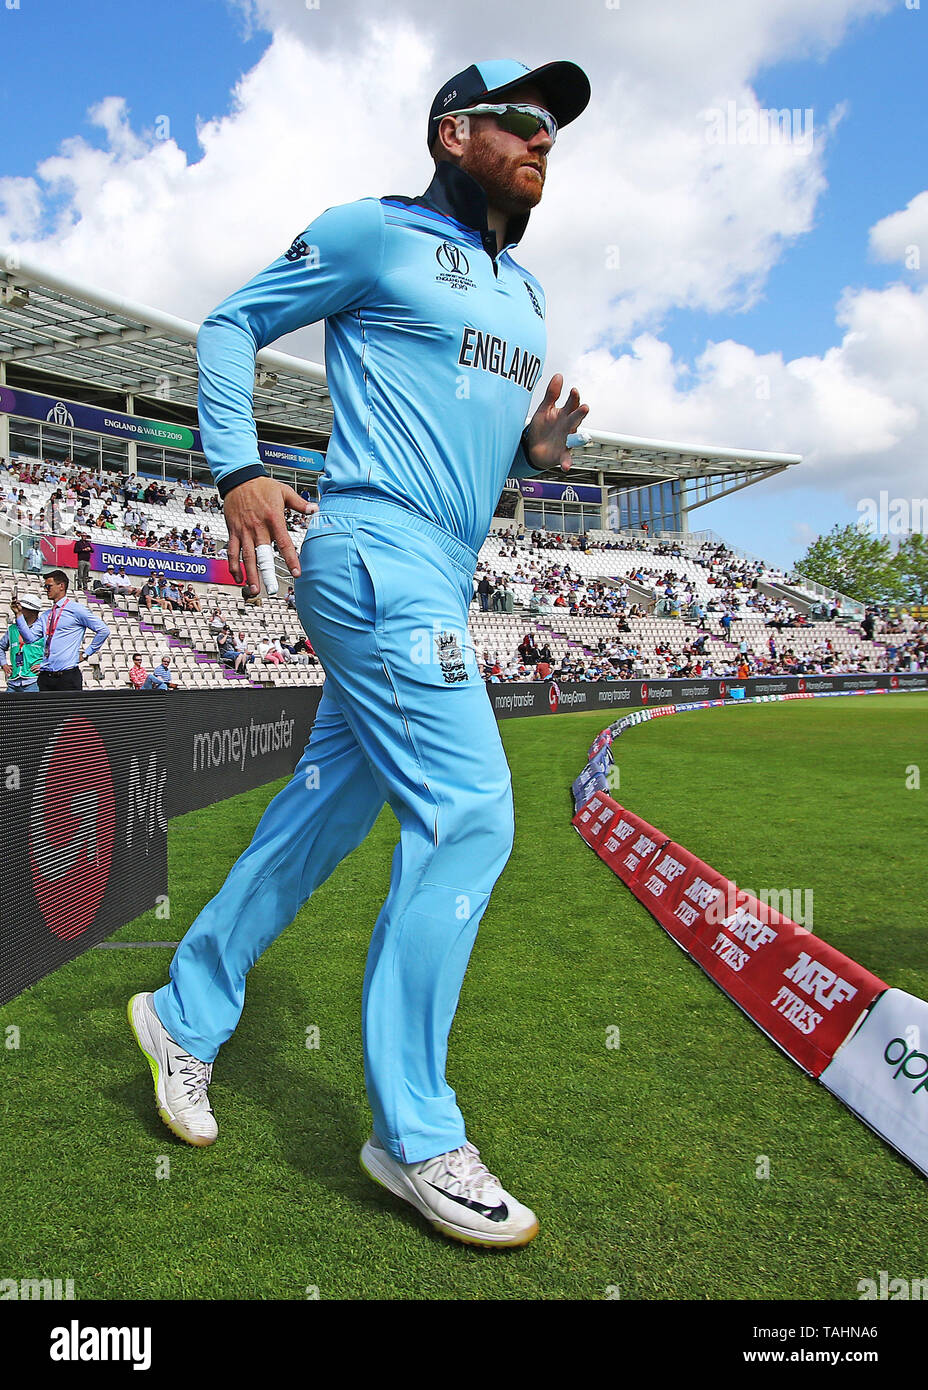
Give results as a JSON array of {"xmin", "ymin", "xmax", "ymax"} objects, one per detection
[
  {"xmin": 128, "ymin": 992, "xmax": 218, "ymax": 1147},
  {"xmin": 360, "ymin": 1133, "xmax": 539, "ymax": 1247}
]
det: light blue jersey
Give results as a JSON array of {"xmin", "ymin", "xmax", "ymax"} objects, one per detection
[
  {"xmin": 158, "ymin": 158, "xmax": 554, "ymax": 1162},
  {"xmin": 196, "ymin": 161, "xmax": 547, "ymax": 552}
]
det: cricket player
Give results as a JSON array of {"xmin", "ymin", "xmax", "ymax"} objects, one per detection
[{"xmin": 129, "ymin": 57, "xmax": 591, "ymax": 1248}]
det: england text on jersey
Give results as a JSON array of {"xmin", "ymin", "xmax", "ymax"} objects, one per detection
[{"xmin": 457, "ymin": 329, "xmax": 543, "ymax": 391}]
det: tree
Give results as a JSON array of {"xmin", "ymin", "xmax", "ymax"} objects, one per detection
[
  {"xmin": 796, "ymin": 524, "xmax": 906, "ymax": 604},
  {"xmin": 895, "ymin": 532, "xmax": 928, "ymax": 604}
]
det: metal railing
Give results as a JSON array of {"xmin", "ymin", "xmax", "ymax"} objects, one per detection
[{"xmin": 782, "ymin": 573, "xmax": 865, "ymax": 620}]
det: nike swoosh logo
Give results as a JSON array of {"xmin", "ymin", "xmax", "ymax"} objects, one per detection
[
  {"xmin": 164, "ymin": 1054, "xmax": 177, "ymax": 1077},
  {"xmin": 426, "ymin": 1182, "xmax": 509, "ymax": 1222}
]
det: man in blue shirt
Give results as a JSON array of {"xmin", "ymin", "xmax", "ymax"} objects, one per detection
[
  {"xmin": 142, "ymin": 655, "xmax": 177, "ymax": 690},
  {"xmin": 129, "ymin": 57, "xmax": 590, "ymax": 1248},
  {"xmin": 12, "ymin": 569, "xmax": 110, "ymax": 690}
]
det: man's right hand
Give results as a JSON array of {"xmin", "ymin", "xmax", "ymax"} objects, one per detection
[{"xmin": 223, "ymin": 477, "xmax": 317, "ymax": 596}]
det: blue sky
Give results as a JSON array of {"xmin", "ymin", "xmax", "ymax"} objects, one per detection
[
  {"xmin": 1, "ymin": 0, "xmax": 924, "ymax": 570},
  {"xmin": 663, "ymin": 6, "xmax": 925, "ymax": 363},
  {"xmin": 1, "ymin": 0, "xmax": 270, "ymax": 178},
  {"xmin": 650, "ymin": 5, "xmax": 926, "ymax": 561}
]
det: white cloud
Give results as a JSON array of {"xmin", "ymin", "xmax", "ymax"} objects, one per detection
[
  {"xmin": 0, "ymin": 0, "xmax": 922, "ymax": 515},
  {"xmin": 570, "ymin": 276, "xmax": 928, "ymax": 504},
  {"xmin": 0, "ymin": 22, "xmax": 437, "ymax": 357},
  {"xmin": 234, "ymin": 0, "xmax": 890, "ymax": 101},
  {"xmin": 0, "ymin": 177, "xmax": 42, "ymax": 240},
  {"xmin": 869, "ymin": 190, "xmax": 928, "ymax": 277},
  {"xmin": 0, "ymin": 0, "xmax": 889, "ymax": 336}
]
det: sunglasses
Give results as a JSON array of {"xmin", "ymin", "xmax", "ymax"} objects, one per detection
[{"xmin": 445, "ymin": 103, "xmax": 557, "ymax": 146}]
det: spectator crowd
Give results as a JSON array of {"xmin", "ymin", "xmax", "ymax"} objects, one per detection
[{"xmin": 2, "ymin": 454, "xmax": 925, "ymax": 692}]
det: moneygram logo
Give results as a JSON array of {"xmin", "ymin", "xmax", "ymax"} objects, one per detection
[
  {"xmin": 29, "ymin": 718, "xmax": 116, "ymax": 939},
  {"xmin": 548, "ymin": 681, "xmax": 560, "ymax": 712}
]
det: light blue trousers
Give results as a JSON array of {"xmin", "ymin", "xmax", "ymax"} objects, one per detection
[{"xmin": 155, "ymin": 498, "xmax": 514, "ymax": 1162}]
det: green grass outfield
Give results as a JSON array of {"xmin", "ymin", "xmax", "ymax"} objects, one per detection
[{"xmin": 1, "ymin": 692, "xmax": 926, "ymax": 1301}]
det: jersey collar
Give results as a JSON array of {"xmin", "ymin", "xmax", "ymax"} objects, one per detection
[{"xmin": 419, "ymin": 161, "xmax": 530, "ymax": 259}]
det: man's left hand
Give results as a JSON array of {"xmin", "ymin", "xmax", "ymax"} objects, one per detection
[{"xmin": 524, "ymin": 374, "xmax": 589, "ymax": 473}]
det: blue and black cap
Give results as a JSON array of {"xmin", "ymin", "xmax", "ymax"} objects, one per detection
[{"xmin": 428, "ymin": 58, "xmax": 591, "ymax": 153}]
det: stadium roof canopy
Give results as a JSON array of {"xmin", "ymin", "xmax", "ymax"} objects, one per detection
[{"xmin": 0, "ymin": 249, "xmax": 801, "ymax": 512}]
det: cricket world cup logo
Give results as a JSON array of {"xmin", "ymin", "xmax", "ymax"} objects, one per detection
[
  {"xmin": 436, "ymin": 242, "xmax": 470, "ymax": 276},
  {"xmin": 29, "ymin": 718, "xmax": 116, "ymax": 939},
  {"xmin": 435, "ymin": 242, "xmax": 475, "ymax": 291}
]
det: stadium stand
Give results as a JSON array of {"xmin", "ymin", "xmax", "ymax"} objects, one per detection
[{"xmin": 1, "ymin": 454, "xmax": 924, "ymax": 692}]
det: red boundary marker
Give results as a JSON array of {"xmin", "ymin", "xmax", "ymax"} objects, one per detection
[
  {"xmin": 573, "ymin": 792, "xmax": 885, "ymax": 1076},
  {"xmin": 569, "ymin": 686, "xmax": 928, "ymax": 1178}
]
